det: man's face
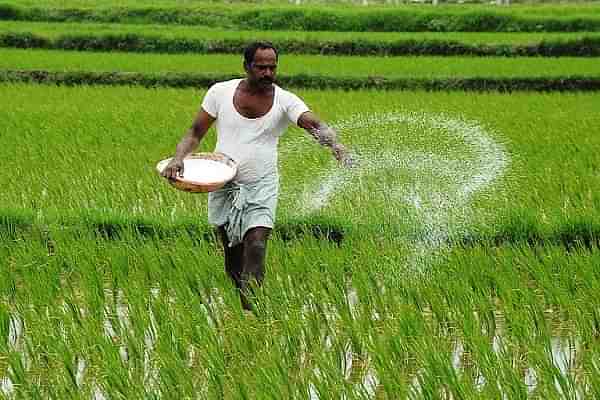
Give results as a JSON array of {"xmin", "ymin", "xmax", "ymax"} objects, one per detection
[{"xmin": 246, "ymin": 48, "xmax": 277, "ymax": 88}]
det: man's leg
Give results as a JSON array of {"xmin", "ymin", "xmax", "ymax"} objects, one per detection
[
  {"xmin": 217, "ymin": 225, "xmax": 244, "ymax": 290},
  {"xmin": 240, "ymin": 227, "xmax": 271, "ymax": 310}
]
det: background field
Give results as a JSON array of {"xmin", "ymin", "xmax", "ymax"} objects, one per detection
[
  {"xmin": 3, "ymin": 1, "xmax": 600, "ymax": 12},
  {"xmin": 1, "ymin": 1, "xmax": 599, "ymax": 399},
  {"xmin": 4, "ymin": 21, "xmax": 599, "ymax": 44},
  {"xmin": 3, "ymin": 49, "xmax": 600, "ymax": 78},
  {"xmin": 3, "ymin": 2, "xmax": 600, "ymax": 32}
]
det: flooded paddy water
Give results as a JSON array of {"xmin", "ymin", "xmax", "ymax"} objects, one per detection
[{"xmin": 2, "ymin": 288, "xmax": 592, "ymax": 399}]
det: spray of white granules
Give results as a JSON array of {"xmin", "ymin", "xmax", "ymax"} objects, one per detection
[{"xmin": 297, "ymin": 111, "xmax": 510, "ymax": 269}]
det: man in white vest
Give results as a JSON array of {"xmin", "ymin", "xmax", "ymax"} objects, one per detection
[{"xmin": 162, "ymin": 42, "xmax": 350, "ymax": 311}]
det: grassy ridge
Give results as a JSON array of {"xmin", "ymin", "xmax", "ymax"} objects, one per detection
[
  {"xmin": 2, "ymin": 3, "xmax": 600, "ymax": 32},
  {"xmin": 3, "ymin": 21, "xmax": 599, "ymax": 44},
  {"xmin": 3, "ymin": 31, "xmax": 600, "ymax": 57},
  {"xmin": 3, "ymin": 70, "xmax": 599, "ymax": 92},
  {"xmin": 2, "ymin": 48, "xmax": 599, "ymax": 91},
  {"xmin": 3, "ymin": 0, "xmax": 600, "ymax": 10},
  {"xmin": 3, "ymin": 207, "xmax": 600, "ymax": 251},
  {"xmin": 2, "ymin": 49, "xmax": 600, "ymax": 78}
]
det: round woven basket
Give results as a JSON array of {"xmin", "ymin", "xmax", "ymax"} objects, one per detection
[{"xmin": 156, "ymin": 152, "xmax": 237, "ymax": 193}]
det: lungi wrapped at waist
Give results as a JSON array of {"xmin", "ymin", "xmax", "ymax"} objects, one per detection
[{"xmin": 208, "ymin": 173, "xmax": 279, "ymax": 247}]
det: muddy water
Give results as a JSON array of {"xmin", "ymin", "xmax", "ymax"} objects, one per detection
[
  {"xmin": 307, "ymin": 287, "xmax": 587, "ymax": 400},
  {"xmin": 304, "ymin": 331, "xmax": 584, "ymax": 400},
  {"xmin": 1, "ymin": 292, "xmax": 588, "ymax": 399}
]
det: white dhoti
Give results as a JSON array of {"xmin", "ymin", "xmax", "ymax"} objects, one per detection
[{"xmin": 208, "ymin": 174, "xmax": 278, "ymax": 247}]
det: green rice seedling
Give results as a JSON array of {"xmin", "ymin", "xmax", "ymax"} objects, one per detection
[
  {"xmin": 2, "ymin": 82, "xmax": 597, "ymax": 242},
  {"xmin": 2, "ymin": 48, "xmax": 600, "ymax": 79},
  {"xmin": 2, "ymin": 232, "xmax": 600, "ymax": 397},
  {"xmin": 434, "ymin": 244, "xmax": 600, "ymax": 396},
  {"xmin": 1, "ymin": 78, "xmax": 600, "ymax": 398},
  {"xmin": 2, "ymin": 0, "xmax": 600, "ymax": 9},
  {"xmin": 1, "ymin": 0, "xmax": 599, "ymax": 8},
  {"xmin": 2, "ymin": 1, "xmax": 600, "ymax": 33},
  {"xmin": 1, "ymin": 21, "xmax": 598, "ymax": 45}
]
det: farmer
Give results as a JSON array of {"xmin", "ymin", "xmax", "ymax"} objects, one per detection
[{"xmin": 161, "ymin": 41, "xmax": 350, "ymax": 311}]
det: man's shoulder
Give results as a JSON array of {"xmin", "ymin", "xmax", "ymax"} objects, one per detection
[
  {"xmin": 275, "ymin": 83, "xmax": 293, "ymax": 95},
  {"xmin": 275, "ymin": 84, "xmax": 302, "ymax": 101},
  {"xmin": 210, "ymin": 78, "xmax": 241, "ymax": 91}
]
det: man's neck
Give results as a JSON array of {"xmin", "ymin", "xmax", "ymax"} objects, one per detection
[{"xmin": 242, "ymin": 79, "xmax": 273, "ymax": 96}]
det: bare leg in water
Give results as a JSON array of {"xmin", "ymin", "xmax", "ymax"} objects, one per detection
[{"xmin": 217, "ymin": 226, "xmax": 271, "ymax": 311}]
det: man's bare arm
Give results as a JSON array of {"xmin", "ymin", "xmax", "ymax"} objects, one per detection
[
  {"xmin": 161, "ymin": 109, "xmax": 216, "ymax": 179},
  {"xmin": 297, "ymin": 111, "xmax": 350, "ymax": 165}
]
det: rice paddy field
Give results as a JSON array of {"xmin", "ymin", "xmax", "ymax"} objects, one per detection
[
  {"xmin": 1, "ymin": 1, "xmax": 600, "ymax": 399},
  {"xmin": 3, "ymin": 21, "xmax": 600, "ymax": 44},
  {"xmin": 4, "ymin": 48, "xmax": 600, "ymax": 78}
]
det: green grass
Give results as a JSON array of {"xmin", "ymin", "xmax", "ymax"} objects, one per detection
[
  {"xmin": 1, "ymin": 224, "xmax": 599, "ymax": 398},
  {"xmin": 2, "ymin": 2, "xmax": 600, "ymax": 32},
  {"xmin": 2, "ymin": 2, "xmax": 600, "ymax": 395},
  {"xmin": 2, "ymin": 20, "xmax": 599, "ymax": 44},
  {"xmin": 2, "ymin": 1, "xmax": 600, "ymax": 14},
  {"xmin": 1, "ymin": 82, "xmax": 599, "ymax": 398},
  {"xmin": 2, "ymin": 48, "xmax": 600, "ymax": 79},
  {"xmin": 0, "ymin": 83, "xmax": 598, "ymax": 232}
]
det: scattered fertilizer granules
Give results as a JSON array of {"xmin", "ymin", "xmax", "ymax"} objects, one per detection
[
  {"xmin": 181, "ymin": 159, "xmax": 234, "ymax": 183},
  {"xmin": 298, "ymin": 111, "xmax": 509, "ymax": 271}
]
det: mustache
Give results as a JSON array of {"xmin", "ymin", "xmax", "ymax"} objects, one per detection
[{"xmin": 260, "ymin": 77, "xmax": 274, "ymax": 83}]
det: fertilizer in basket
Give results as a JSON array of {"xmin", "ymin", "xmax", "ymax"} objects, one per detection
[{"xmin": 182, "ymin": 159, "xmax": 234, "ymax": 183}]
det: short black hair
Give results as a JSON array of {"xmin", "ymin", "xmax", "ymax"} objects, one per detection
[{"xmin": 243, "ymin": 41, "xmax": 278, "ymax": 67}]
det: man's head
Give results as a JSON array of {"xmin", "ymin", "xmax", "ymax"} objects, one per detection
[{"xmin": 243, "ymin": 41, "xmax": 278, "ymax": 89}]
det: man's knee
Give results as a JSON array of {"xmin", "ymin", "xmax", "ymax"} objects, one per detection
[
  {"xmin": 243, "ymin": 227, "xmax": 271, "ymax": 245},
  {"xmin": 243, "ymin": 228, "xmax": 270, "ymax": 271},
  {"xmin": 244, "ymin": 237, "xmax": 267, "ymax": 255}
]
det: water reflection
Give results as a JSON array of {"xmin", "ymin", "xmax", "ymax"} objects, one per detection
[
  {"xmin": 0, "ymin": 292, "xmax": 590, "ymax": 399},
  {"xmin": 306, "ymin": 289, "xmax": 587, "ymax": 400},
  {"xmin": 319, "ymin": 335, "xmax": 584, "ymax": 400}
]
